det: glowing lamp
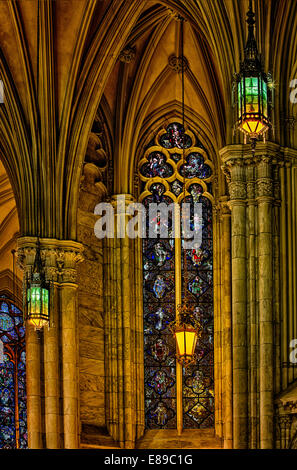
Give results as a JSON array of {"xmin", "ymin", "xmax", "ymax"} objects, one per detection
[
  {"xmin": 170, "ymin": 300, "xmax": 203, "ymax": 367},
  {"xmin": 175, "ymin": 326, "xmax": 198, "ymax": 359},
  {"xmin": 25, "ymin": 242, "xmax": 50, "ymax": 330},
  {"xmin": 26, "ymin": 278, "xmax": 49, "ymax": 329},
  {"xmin": 237, "ymin": 75, "xmax": 269, "ymax": 139},
  {"xmin": 235, "ymin": 1, "xmax": 271, "ymax": 148}
]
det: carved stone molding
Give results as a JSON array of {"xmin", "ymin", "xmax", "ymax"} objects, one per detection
[
  {"xmin": 218, "ymin": 196, "xmax": 231, "ymax": 219},
  {"xmin": 229, "ymin": 181, "xmax": 246, "ymax": 200},
  {"xmin": 246, "ymin": 181, "xmax": 255, "ymax": 199},
  {"xmin": 167, "ymin": 8, "xmax": 185, "ymax": 21},
  {"xmin": 79, "ymin": 132, "xmax": 108, "ymax": 212},
  {"xmin": 168, "ymin": 54, "xmax": 189, "ymax": 73},
  {"xmin": 283, "ymin": 401, "xmax": 297, "ymax": 414},
  {"xmin": 119, "ymin": 46, "xmax": 136, "ymax": 63},
  {"xmin": 256, "ymin": 179, "xmax": 274, "ymax": 199},
  {"xmin": 17, "ymin": 237, "xmax": 84, "ymax": 285}
]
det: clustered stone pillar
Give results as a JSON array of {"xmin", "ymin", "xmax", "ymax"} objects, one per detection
[
  {"xmin": 219, "ymin": 197, "xmax": 233, "ymax": 448},
  {"xmin": 43, "ymin": 248, "xmax": 60, "ymax": 449},
  {"xmin": 103, "ymin": 194, "xmax": 144, "ymax": 449},
  {"xmin": 226, "ymin": 157, "xmax": 248, "ymax": 449},
  {"xmin": 59, "ymin": 249, "xmax": 83, "ymax": 449},
  {"xmin": 220, "ymin": 143, "xmax": 280, "ymax": 449},
  {"xmin": 17, "ymin": 238, "xmax": 83, "ymax": 449},
  {"xmin": 257, "ymin": 157, "xmax": 274, "ymax": 448}
]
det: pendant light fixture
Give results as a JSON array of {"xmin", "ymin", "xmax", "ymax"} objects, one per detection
[
  {"xmin": 169, "ymin": 17, "xmax": 203, "ymax": 367},
  {"xmin": 24, "ymin": 240, "xmax": 50, "ymax": 330},
  {"xmin": 24, "ymin": 0, "xmax": 50, "ymax": 331},
  {"xmin": 235, "ymin": 0, "xmax": 271, "ymax": 152}
]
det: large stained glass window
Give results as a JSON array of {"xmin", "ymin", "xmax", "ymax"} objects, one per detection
[
  {"xmin": 0, "ymin": 296, "xmax": 27, "ymax": 448},
  {"xmin": 139, "ymin": 122, "xmax": 214, "ymax": 430}
]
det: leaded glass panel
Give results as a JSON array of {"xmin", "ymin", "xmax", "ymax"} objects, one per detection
[
  {"xmin": 140, "ymin": 122, "xmax": 214, "ymax": 430},
  {"xmin": 0, "ymin": 297, "xmax": 27, "ymax": 448}
]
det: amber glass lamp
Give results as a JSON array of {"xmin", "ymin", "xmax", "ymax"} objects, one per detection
[
  {"xmin": 235, "ymin": 0, "xmax": 271, "ymax": 149},
  {"xmin": 170, "ymin": 300, "xmax": 203, "ymax": 367},
  {"xmin": 25, "ymin": 242, "xmax": 50, "ymax": 330}
]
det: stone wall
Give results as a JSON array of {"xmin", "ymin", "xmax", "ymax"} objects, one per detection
[{"xmin": 77, "ymin": 210, "xmax": 105, "ymax": 430}]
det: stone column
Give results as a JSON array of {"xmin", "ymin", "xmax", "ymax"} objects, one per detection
[
  {"xmin": 26, "ymin": 323, "xmax": 43, "ymax": 448},
  {"xmin": 256, "ymin": 156, "xmax": 274, "ymax": 449},
  {"xmin": 103, "ymin": 194, "xmax": 143, "ymax": 449},
  {"xmin": 58, "ymin": 245, "xmax": 84, "ymax": 449},
  {"xmin": 246, "ymin": 160, "xmax": 258, "ymax": 448},
  {"xmin": 221, "ymin": 147, "xmax": 248, "ymax": 449},
  {"xmin": 219, "ymin": 197, "xmax": 233, "ymax": 448},
  {"xmin": 43, "ymin": 250, "xmax": 61, "ymax": 449},
  {"xmin": 229, "ymin": 161, "xmax": 248, "ymax": 449}
]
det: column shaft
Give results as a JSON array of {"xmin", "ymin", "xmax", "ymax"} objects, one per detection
[
  {"xmin": 257, "ymin": 160, "xmax": 274, "ymax": 449},
  {"xmin": 221, "ymin": 206, "xmax": 232, "ymax": 448},
  {"xmin": 26, "ymin": 325, "xmax": 43, "ymax": 448},
  {"xmin": 44, "ymin": 282, "xmax": 61, "ymax": 448},
  {"xmin": 60, "ymin": 282, "xmax": 79, "ymax": 448}
]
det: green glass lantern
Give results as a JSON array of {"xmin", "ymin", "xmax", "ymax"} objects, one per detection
[
  {"xmin": 25, "ymin": 242, "xmax": 50, "ymax": 330},
  {"xmin": 235, "ymin": 1, "xmax": 271, "ymax": 148}
]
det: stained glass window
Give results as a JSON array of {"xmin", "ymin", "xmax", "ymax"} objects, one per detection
[
  {"xmin": 182, "ymin": 193, "xmax": 214, "ymax": 428},
  {"xmin": 139, "ymin": 122, "xmax": 214, "ymax": 430},
  {"xmin": 0, "ymin": 296, "xmax": 27, "ymax": 448}
]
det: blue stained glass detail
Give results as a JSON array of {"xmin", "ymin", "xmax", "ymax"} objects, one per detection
[
  {"xmin": 141, "ymin": 152, "xmax": 173, "ymax": 178},
  {"xmin": 153, "ymin": 276, "xmax": 168, "ymax": 299},
  {"xmin": 159, "ymin": 123, "xmax": 192, "ymax": 149},
  {"xmin": 148, "ymin": 369, "xmax": 175, "ymax": 395},
  {"xmin": 0, "ymin": 298, "xmax": 27, "ymax": 448},
  {"xmin": 0, "ymin": 303, "xmax": 9, "ymax": 313},
  {"xmin": 180, "ymin": 153, "xmax": 212, "ymax": 179},
  {"xmin": 0, "ymin": 315, "xmax": 14, "ymax": 331}
]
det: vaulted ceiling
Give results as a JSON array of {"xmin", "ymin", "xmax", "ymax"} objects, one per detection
[
  {"xmin": 0, "ymin": 0, "xmax": 296, "ymax": 240},
  {"xmin": 0, "ymin": 161, "xmax": 19, "ymax": 278}
]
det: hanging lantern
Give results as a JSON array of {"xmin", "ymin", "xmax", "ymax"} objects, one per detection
[
  {"xmin": 235, "ymin": 1, "xmax": 271, "ymax": 149},
  {"xmin": 25, "ymin": 242, "xmax": 50, "ymax": 330},
  {"xmin": 170, "ymin": 300, "xmax": 203, "ymax": 367}
]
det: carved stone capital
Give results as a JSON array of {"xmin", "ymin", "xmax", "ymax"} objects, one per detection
[
  {"xmin": 229, "ymin": 181, "xmax": 246, "ymax": 200},
  {"xmin": 256, "ymin": 178, "xmax": 274, "ymax": 199},
  {"xmin": 283, "ymin": 401, "xmax": 297, "ymax": 414},
  {"xmin": 246, "ymin": 181, "xmax": 256, "ymax": 199},
  {"xmin": 17, "ymin": 237, "xmax": 84, "ymax": 285}
]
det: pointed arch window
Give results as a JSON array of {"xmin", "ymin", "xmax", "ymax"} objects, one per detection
[
  {"xmin": 0, "ymin": 295, "xmax": 27, "ymax": 448},
  {"xmin": 139, "ymin": 122, "xmax": 214, "ymax": 430}
]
